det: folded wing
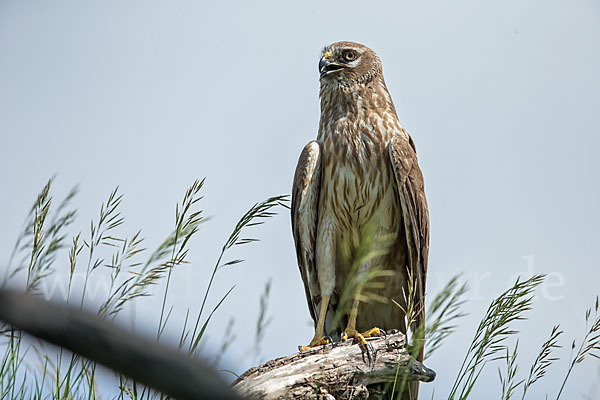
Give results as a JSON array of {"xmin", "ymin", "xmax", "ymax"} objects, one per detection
[
  {"xmin": 388, "ymin": 134, "xmax": 430, "ymax": 360},
  {"xmin": 291, "ymin": 141, "xmax": 322, "ymax": 324}
]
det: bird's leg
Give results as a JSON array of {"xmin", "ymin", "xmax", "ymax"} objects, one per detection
[
  {"xmin": 341, "ymin": 287, "xmax": 385, "ymax": 365},
  {"xmin": 298, "ymin": 294, "xmax": 332, "ymax": 351},
  {"xmin": 342, "ymin": 290, "xmax": 374, "ymax": 364},
  {"xmin": 342, "ymin": 292, "xmax": 361, "ymax": 339},
  {"xmin": 299, "ymin": 221, "xmax": 336, "ymax": 351}
]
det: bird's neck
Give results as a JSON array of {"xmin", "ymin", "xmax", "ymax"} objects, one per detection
[
  {"xmin": 317, "ymin": 77, "xmax": 404, "ymax": 162},
  {"xmin": 319, "ymin": 77, "xmax": 398, "ymax": 124}
]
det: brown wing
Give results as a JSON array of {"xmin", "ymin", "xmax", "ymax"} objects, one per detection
[
  {"xmin": 388, "ymin": 133, "xmax": 429, "ymax": 357},
  {"xmin": 291, "ymin": 141, "xmax": 322, "ymax": 325}
]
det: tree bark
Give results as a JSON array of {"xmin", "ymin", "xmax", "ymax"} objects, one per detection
[{"xmin": 232, "ymin": 331, "xmax": 435, "ymax": 400}]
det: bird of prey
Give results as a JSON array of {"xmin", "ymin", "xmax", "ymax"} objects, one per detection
[{"xmin": 291, "ymin": 42, "xmax": 429, "ymax": 367}]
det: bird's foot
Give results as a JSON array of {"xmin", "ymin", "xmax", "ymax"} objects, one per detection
[
  {"xmin": 341, "ymin": 328, "xmax": 383, "ymax": 366},
  {"xmin": 362, "ymin": 327, "xmax": 386, "ymax": 339},
  {"xmin": 298, "ymin": 335, "xmax": 333, "ymax": 352}
]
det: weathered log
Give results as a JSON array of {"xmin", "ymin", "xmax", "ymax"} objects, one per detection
[{"xmin": 233, "ymin": 332, "xmax": 435, "ymax": 399}]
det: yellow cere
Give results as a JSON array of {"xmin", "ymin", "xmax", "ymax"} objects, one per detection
[{"xmin": 323, "ymin": 51, "xmax": 332, "ymax": 60}]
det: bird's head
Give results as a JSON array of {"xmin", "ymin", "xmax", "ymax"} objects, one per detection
[{"xmin": 319, "ymin": 41, "xmax": 382, "ymax": 87}]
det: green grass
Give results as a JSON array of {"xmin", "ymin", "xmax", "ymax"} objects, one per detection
[
  {"xmin": 1, "ymin": 179, "xmax": 599, "ymax": 399},
  {"xmin": 0, "ymin": 178, "xmax": 286, "ymax": 399},
  {"xmin": 389, "ymin": 273, "xmax": 599, "ymax": 400}
]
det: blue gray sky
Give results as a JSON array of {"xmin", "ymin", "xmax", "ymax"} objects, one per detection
[{"xmin": 1, "ymin": 0, "xmax": 599, "ymax": 398}]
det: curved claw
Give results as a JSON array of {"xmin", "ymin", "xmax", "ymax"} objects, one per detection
[
  {"xmin": 342, "ymin": 330, "xmax": 378, "ymax": 366},
  {"xmin": 342, "ymin": 327, "xmax": 385, "ymax": 366},
  {"xmin": 358, "ymin": 340, "xmax": 376, "ymax": 366}
]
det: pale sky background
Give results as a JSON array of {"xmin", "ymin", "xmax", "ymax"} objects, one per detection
[{"xmin": 1, "ymin": 0, "xmax": 600, "ymax": 398}]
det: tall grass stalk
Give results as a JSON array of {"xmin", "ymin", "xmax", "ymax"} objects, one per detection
[
  {"xmin": 187, "ymin": 195, "xmax": 288, "ymax": 355},
  {"xmin": 1, "ymin": 179, "xmax": 286, "ymax": 399},
  {"xmin": 390, "ymin": 265, "xmax": 428, "ymax": 400},
  {"xmin": 253, "ymin": 279, "xmax": 273, "ymax": 362},
  {"xmin": 425, "ymin": 275, "xmax": 469, "ymax": 360},
  {"xmin": 520, "ymin": 325, "xmax": 562, "ymax": 399},
  {"xmin": 556, "ymin": 296, "xmax": 600, "ymax": 399},
  {"xmin": 498, "ymin": 341, "xmax": 523, "ymax": 400},
  {"xmin": 80, "ymin": 187, "xmax": 124, "ymax": 308},
  {"xmin": 1, "ymin": 179, "xmax": 78, "ymax": 400},
  {"xmin": 156, "ymin": 179, "xmax": 205, "ymax": 340},
  {"xmin": 448, "ymin": 274, "xmax": 545, "ymax": 400}
]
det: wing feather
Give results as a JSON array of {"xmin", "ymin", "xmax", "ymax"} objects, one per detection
[
  {"xmin": 388, "ymin": 133, "xmax": 430, "ymax": 358},
  {"xmin": 291, "ymin": 141, "xmax": 322, "ymax": 325}
]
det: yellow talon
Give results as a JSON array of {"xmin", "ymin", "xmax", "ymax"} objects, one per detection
[
  {"xmin": 299, "ymin": 295, "xmax": 332, "ymax": 352},
  {"xmin": 342, "ymin": 327, "xmax": 379, "ymax": 365},
  {"xmin": 362, "ymin": 327, "xmax": 385, "ymax": 338},
  {"xmin": 298, "ymin": 336, "xmax": 331, "ymax": 352},
  {"xmin": 343, "ymin": 329, "xmax": 368, "ymax": 347}
]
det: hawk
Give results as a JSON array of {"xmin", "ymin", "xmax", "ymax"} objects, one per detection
[{"xmin": 291, "ymin": 42, "xmax": 429, "ymax": 367}]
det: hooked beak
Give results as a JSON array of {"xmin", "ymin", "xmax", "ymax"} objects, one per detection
[{"xmin": 319, "ymin": 56, "xmax": 344, "ymax": 79}]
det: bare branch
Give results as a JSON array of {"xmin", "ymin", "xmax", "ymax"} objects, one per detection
[{"xmin": 0, "ymin": 290, "xmax": 241, "ymax": 400}]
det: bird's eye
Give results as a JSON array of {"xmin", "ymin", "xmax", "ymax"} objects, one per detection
[{"xmin": 343, "ymin": 50, "xmax": 358, "ymax": 61}]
